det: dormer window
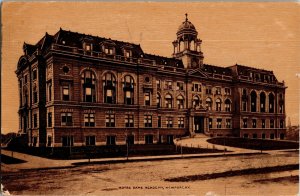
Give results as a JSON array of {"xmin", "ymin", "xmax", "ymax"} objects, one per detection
[
  {"xmin": 105, "ymin": 47, "xmax": 114, "ymax": 55},
  {"xmin": 125, "ymin": 50, "xmax": 131, "ymax": 58},
  {"xmin": 101, "ymin": 40, "xmax": 116, "ymax": 56},
  {"xmin": 85, "ymin": 44, "xmax": 91, "ymax": 51}
]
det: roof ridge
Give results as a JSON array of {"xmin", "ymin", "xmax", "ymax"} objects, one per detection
[{"xmin": 59, "ymin": 28, "xmax": 140, "ymax": 46}]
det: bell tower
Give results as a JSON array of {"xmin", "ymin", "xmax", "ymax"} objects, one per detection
[{"xmin": 172, "ymin": 14, "xmax": 204, "ymax": 69}]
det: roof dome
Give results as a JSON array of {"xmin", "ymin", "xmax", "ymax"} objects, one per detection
[
  {"xmin": 178, "ymin": 20, "xmax": 196, "ymax": 32},
  {"xmin": 177, "ymin": 14, "xmax": 197, "ymax": 36}
]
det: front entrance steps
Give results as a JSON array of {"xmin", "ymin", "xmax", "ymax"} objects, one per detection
[{"xmin": 193, "ymin": 133, "xmax": 209, "ymax": 138}]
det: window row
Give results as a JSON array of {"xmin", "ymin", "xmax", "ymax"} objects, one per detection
[
  {"xmin": 208, "ymin": 118, "xmax": 232, "ymax": 129},
  {"xmin": 242, "ymin": 119, "xmax": 285, "ymax": 129},
  {"xmin": 241, "ymin": 90, "xmax": 284, "ymax": 113},
  {"xmin": 243, "ymin": 133, "xmax": 285, "ymax": 140},
  {"xmin": 60, "ymin": 134, "xmax": 175, "ymax": 146},
  {"xmin": 57, "ymin": 112, "xmax": 186, "ymax": 128}
]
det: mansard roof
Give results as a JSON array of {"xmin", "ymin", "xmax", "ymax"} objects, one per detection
[
  {"xmin": 230, "ymin": 63, "xmax": 277, "ymax": 81},
  {"xmin": 53, "ymin": 28, "xmax": 144, "ymax": 58},
  {"xmin": 203, "ymin": 64, "xmax": 232, "ymax": 76},
  {"xmin": 144, "ymin": 53, "xmax": 184, "ymax": 68},
  {"xmin": 19, "ymin": 28, "xmax": 280, "ymax": 83}
]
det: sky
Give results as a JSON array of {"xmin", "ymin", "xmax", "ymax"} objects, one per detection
[{"xmin": 2, "ymin": 2, "xmax": 300, "ymax": 134}]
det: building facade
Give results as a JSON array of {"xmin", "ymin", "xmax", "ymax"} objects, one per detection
[{"xmin": 16, "ymin": 16, "xmax": 286, "ymax": 147}]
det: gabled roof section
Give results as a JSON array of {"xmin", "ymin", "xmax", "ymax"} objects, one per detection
[
  {"xmin": 23, "ymin": 43, "xmax": 36, "ymax": 56},
  {"xmin": 144, "ymin": 53, "xmax": 184, "ymax": 68},
  {"xmin": 188, "ymin": 68, "xmax": 209, "ymax": 78}
]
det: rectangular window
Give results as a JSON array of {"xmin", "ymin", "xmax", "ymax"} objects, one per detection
[
  {"xmin": 225, "ymin": 88, "xmax": 231, "ymax": 95},
  {"xmin": 243, "ymin": 118, "xmax": 247, "ymax": 128},
  {"xmin": 86, "ymin": 136, "xmax": 96, "ymax": 146},
  {"xmin": 144, "ymin": 115, "xmax": 152, "ymax": 128},
  {"xmin": 226, "ymin": 119, "xmax": 231, "ymax": 128},
  {"xmin": 252, "ymin": 119, "xmax": 257, "ymax": 128},
  {"xmin": 206, "ymin": 86, "xmax": 212, "ymax": 94},
  {"xmin": 61, "ymin": 113, "xmax": 72, "ymax": 126},
  {"xmin": 165, "ymin": 81, "xmax": 172, "ymax": 90},
  {"xmin": 33, "ymin": 114, "xmax": 38, "ymax": 128},
  {"xmin": 216, "ymin": 87, "xmax": 221, "ymax": 95},
  {"xmin": 62, "ymin": 136, "xmax": 74, "ymax": 147},
  {"xmin": 158, "ymin": 116, "xmax": 161, "ymax": 128},
  {"xmin": 33, "ymin": 69, "xmax": 37, "ymax": 80},
  {"xmin": 262, "ymin": 119, "xmax": 266, "ymax": 128},
  {"xmin": 192, "ymin": 83, "xmax": 201, "ymax": 92},
  {"xmin": 178, "ymin": 117, "xmax": 184, "ymax": 128},
  {"xmin": 167, "ymin": 135, "xmax": 174, "ymax": 144},
  {"xmin": 217, "ymin": 118, "xmax": 222, "ymax": 129},
  {"xmin": 84, "ymin": 113, "xmax": 95, "ymax": 127},
  {"xmin": 106, "ymin": 136, "xmax": 116, "ymax": 145},
  {"xmin": 125, "ymin": 51, "xmax": 131, "ymax": 58},
  {"xmin": 47, "ymin": 136, "xmax": 52, "ymax": 147},
  {"xmin": 156, "ymin": 80, "xmax": 161, "ymax": 89},
  {"xmin": 270, "ymin": 119, "xmax": 274, "ymax": 128},
  {"xmin": 280, "ymin": 120, "xmax": 284, "ymax": 128},
  {"xmin": 48, "ymin": 83, "xmax": 52, "ymax": 101},
  {"xmin": 209, "ymin": 118, "xmax": 213, "ymax": 129},
  {"xmin": 144, "ymin": 92, "xmax": 150, "ymax": 106},
  {"xmin": 33, "ymin": 91, "xmax": 38, "ymax": 103},
  {"xmin": 242, "ymin": 101, "xmax": 247, "ymax": 111},
  {"xmin": 145, "ymin": 135, "xmax": 153, "ymax": 144},
  {"xmin": 166, "ymin": 117, "xmax": 173, "ymax": 128},
  {"xmin": 47, "ymin": 112, "xmax": 52, "ymax": 127},
  {"xmin": 125, "ymin": 114, "xmax": 134, "ymax": 127},
  {"xmin": 105, "ymin": 114, "xmax": 115, "ymax": 127},
  {"xmin": 176, "ymin": 82, "xmax": 184, "ymax": 91},
  {"xmin": 62, "ymin": 85, "xmax": 70, "ymax": 101},
  {"xmin": 85, "ymin": 44, "xmax": 91, "ymax": 51}
]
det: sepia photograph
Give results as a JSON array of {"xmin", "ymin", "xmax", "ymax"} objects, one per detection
[{"xmin": 1, "ymin": 1, "xmax": 299, "ymax": 195}]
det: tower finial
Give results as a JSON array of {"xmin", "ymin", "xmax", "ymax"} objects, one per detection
[{"xmin": 185, "ymin": 13, "xmax": 188, "ymax": 21}]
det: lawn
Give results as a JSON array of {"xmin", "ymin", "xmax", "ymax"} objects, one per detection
[
  {"xmin": 207, "ymin": 137, "xmax": 299, "ymax": 150},
  {"xmin": 6, "ymin": 144, "xmax": 223, "ymax": 160}
]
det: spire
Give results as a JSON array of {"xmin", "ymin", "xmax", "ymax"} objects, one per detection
[{"xmin": 185, "ymin": 13, "xmax": 188, "ymax": 22}]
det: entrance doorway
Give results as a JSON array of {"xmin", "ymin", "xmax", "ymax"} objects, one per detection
[{"xmin": 194, "ymin": 116, "xmax": 204, "ymax": 133}]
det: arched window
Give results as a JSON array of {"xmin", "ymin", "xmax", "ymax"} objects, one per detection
[
  {"xmin": 177, "ymin": 95, "xmax": 184, "ymax": 109},
  {"xmin": 103, "ymin": 72, "xmax": 116, "ymax": 104},
  {"xmin": 250, "ymin": 91, "xmax": 257, "ymax": 112},
  {"xmin": 242, "ymin": 89, "xmax": 248, "ymax": 111},
  {"xmin": 206, "ymin": 97, "xmax": 212, "ymax": 110},
  {"xmin": 225, "ymin": 99, "xmax": 231, "ymax": 112},
  {"xmin": 279, "ymin": 94, "xmax": 284, "ymax": 113},
  {"xmin": 216, "ymin": 98, "xmax": 222, "ymax": 111},
  {"xmin": 81, "ymin": 70, "xmax": 96, "ymax": 102},
  {"xmin": 157, "ymin": 93, "xmax": 161, "ymax": 108},
  {"xmin": 123, "ymin": 75, "xmax": 134, "ymax": 105},
  {"xmin": 269, "ymin": 93, "xmax": 275, "ymax": 113},
  {"xmin": 260, "ymin": 92, "xmax": 266, "ymax": 112},
  {"xmin": 192, "ymin": 95, "xmax": 201, "ymax": 108},
  {"xmin": 190, "ymin": 40, "xmax": 195, "ymax": 50},
  {"xmin": 179, "ymin": 41, "xmax": 184, "ymax": 51},
  {"xmin": 165, "ymin": 94, "xmax": 173, "ymax": 108}
]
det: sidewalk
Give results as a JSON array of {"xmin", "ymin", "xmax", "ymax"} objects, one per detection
[
  {"xmin": 174, "ymin": 135, "xmax": 261, "ymax": 153},
  {"xmin": 1, "ymin": 136, "xmax": 296, "ymax": 171},
  {"xmin": 1, "ymin": 148, "xmax": 262, "ymax": 171}
]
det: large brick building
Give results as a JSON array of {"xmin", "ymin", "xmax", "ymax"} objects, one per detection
[{"xmin": 16, "ymin": 15, "xmax": 286, "ymax": 147}]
